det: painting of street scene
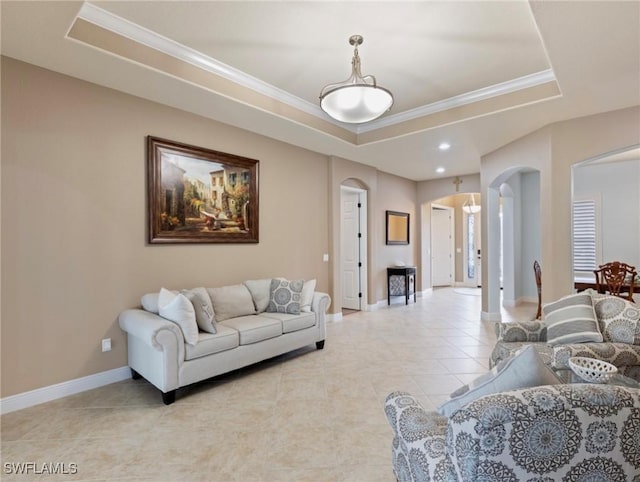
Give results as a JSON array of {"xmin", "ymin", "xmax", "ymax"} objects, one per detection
[{"xmin": 148, "ymin": 137, "xmax": 259, "ymax": 244}]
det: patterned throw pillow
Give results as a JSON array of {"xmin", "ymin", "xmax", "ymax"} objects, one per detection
[
  {"xmin": 543, "ymin": 293, "xmax": 603, "ymax": 346},
  {"xmin": 267, "ymin": 278, "xmax": 304, "ymax": 314},
  {"xmin": 591, "ymin": 293, "xmax": 640, "ymax": 345},
  {"xmin": 182, "ymin": 287, "xmax": 217, "ymax": 334}
]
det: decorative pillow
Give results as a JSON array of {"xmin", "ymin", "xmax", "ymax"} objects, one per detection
[
  {"xmin": 243, "ymin": 279, "xmax": 272, "ymax": 313},
  {"xmin": 141, "ymin": 292, "xmax": 160, "ymax": 314},
  {"xmin": 207, "ymin": 284, "xmax": 255, "ymax": 322},
  {"xmin": 543, "ymin": 293, "xmax": 603, "ymax": 346},
  {"xmin": 182, "ymin": 287, "xmax": 217, "ymax": 334},
  {"xmin": 437, "ymin": 345, "xmax": 562, "ymax": 417},
  {"xmin": 158, "ymin": 288, "xmax": 199, "ymax": 346},
  {"xmin": 300, "ymin": 279, "xmax": 316, "ymax": 313},
  {"xmin": 591, "ymin": 293, "xmax": 640, "ymax": 345},
  {"xmin": 267, "ymin": 278, "xmax": 304, "ymax": 314}
]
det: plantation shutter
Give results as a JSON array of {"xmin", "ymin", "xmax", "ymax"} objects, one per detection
[{"xmin": 573, "ymin": 200, "xmax": 597, "ymax": 271}]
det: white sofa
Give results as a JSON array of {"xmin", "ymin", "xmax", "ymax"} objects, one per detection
[{"xmin": 118, "ymin": 279, "xmax": 330, "ymax": 404}]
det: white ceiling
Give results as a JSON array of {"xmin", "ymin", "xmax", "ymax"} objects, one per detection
[{"xmin": 2, "ymin": 1, "xmax": 639, "ymax": 181}]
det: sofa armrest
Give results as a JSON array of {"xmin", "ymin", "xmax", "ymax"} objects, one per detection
[
  {"xmin": 311, "ymin": 292, "xmax": 331, "ymax": 315},
  {"xmin": 384, "ymin": 392, "xmax": 451, "ymax": 481},
  {"xmin": 496, "ymin": 320, "xmax": 547, "ymax": 342},
  {"xmin": 118, "ymin": 309, "xmax": 185, "ymax": 362}
]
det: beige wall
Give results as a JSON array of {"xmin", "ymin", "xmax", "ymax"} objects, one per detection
[
  {"xmin": 328, "ymin": 158, "xmax": 420, "ymax": 310},
  {"xmin": 481, "ymin": 106, "xmax": 640, "ymax": 310},
  {"xmin": 376, "ymin": 172, "xmax": 419, "ymax": 301},
  {"xmin": 1, "ymin": 58, "xmax": 331, "ymax": 397}
]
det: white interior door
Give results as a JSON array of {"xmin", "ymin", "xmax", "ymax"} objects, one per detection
[
  {"xmin": 432, "ymin": 206, "xmax": 454, "ymax": 286},
  {"xmin": 341, "ymin": 189, "xmax": 361, "ymax": 310}
]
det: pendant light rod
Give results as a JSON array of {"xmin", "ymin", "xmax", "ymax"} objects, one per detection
[{"xmin": 319, "ymin": 35, "xmax": 393, "ymax": 124}]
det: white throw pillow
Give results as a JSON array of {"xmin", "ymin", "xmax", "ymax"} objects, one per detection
[
  {"xmin": 244, "ymin": 279, "xmax": 272, "ymax": 313},
  {"xmin": 300, "ymin": 279, "xmax": 316, "ymax": 313},
  {"xmin": 182, "ymin": 287, "xmax": 217, "ymax": 334},
  {"xmin": 140, "ymin": 292, "xmax": 160, "ymax": 314},
  {"xmin": 158, "ymin": 288, "xmax": 199, "ymax": 346},
  {"xmin": 207, "ymin": 284, "xmax": 256, "ymax": 322},
  {"xmin": 437, "ymin": 345, "xmax": 562, "ymax": 417}
]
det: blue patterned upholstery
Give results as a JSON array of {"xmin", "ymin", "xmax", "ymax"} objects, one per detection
[
  {"xmin": 490, "ymin": 320, "xmax": 640, "ymax": 382},
  {"xmin": 385, "ymin": 385, "xmax": 640, "ymax": 482}
]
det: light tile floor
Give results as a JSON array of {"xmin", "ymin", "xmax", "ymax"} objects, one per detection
[{"xmin": 1, "ymin": 288, "xmax": 535, "ymax": 481}]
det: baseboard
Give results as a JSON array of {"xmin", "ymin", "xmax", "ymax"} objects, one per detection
[
  {"xmin": 327, "ymin": 312, "xmax": 343, "ymax": 322},
  {"xmin": 0, "ymin": 366, "xmax": 131, "ymax": 415},
  {"xmin": 504, "ymin": 296, "xmax": 536, "ymax": 307},
  {"xmin": 481, "ymin": 311, "xmax": 502, "ymax": 322}
]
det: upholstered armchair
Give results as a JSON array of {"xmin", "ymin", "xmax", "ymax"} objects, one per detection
[{"xmin": 385, "ymin": 385, "xmax": 640, "ymax": 482}]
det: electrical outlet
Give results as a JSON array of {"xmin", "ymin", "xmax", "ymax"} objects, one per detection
[
  {"xmin": 323, "ymin": 254, "xmax": 329, "ymax": 262},
  {"xmin": 101, "ymin": 338, "xmax": 112, "ymax": 352}
]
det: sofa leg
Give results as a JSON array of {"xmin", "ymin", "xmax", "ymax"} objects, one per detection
[
  {"xmin": 162, "ymin": 390, "xmax": 176, "ymax": 405},
  {"xmin": 131, "ymin": 368, "xmax": 142, "ymax": 380},
  {"xmin": 316, "ymin": 340, "xmax": 325, "ymax": 350}
]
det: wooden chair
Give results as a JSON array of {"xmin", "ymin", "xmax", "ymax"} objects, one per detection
[
  {"xmin": 534, "ymin": 260, "xmax": 542, "ymax": 319},
  {"xmin": 593, "ymin": 261, "xmax": 636, "ymax": 301}
]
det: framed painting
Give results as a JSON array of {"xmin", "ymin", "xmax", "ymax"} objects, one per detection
[
  {"xmin": 386, "ymin": 210, "xmax": 409, "ymax": 245},
  {"xmin": 147, "ymin": 136, "xmax": 259, "ymax": 244}
]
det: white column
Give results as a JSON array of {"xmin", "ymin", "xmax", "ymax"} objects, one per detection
[{"xmin": 481, "ymin": 187, "xmax": 502, "ymax": 321}]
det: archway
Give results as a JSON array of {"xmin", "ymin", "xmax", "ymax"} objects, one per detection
[
  {"xmin": 422, "ymin": 191, "xmax": 481, "ymax": 291},
  {"xmin": 483, "ymin": 167, "xmax": 541, "ymax": 321}
]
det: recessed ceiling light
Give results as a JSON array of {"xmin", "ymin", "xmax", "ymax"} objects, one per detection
[
  {"xmin": 438, "ymin": 142, "xmax": 451, "ymax": 151},
  {"xmin": 436, "ymin": 167, "xmax": 445, "ymax": 174}
]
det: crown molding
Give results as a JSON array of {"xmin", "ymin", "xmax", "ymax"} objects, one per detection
[
  {"xmin": 356, "ymin": 69, "xmax": 557, "ymax": 134},
  {"xmin": 75, "ymin": 2, "xmax": 557, "ymax": 137},
  {"xmin": 74, "ymin": 3, "xmax": 350, "ymax": 129}
]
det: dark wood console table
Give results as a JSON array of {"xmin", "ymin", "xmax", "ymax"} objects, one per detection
[{"xmin": 387, "ymin": 266, "xmax": 417, "ymax": 305}]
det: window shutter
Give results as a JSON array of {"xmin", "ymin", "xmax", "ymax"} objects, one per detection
[{"xmin": 573, "ymin": 200, "xmax": 597, "ymax": 271}]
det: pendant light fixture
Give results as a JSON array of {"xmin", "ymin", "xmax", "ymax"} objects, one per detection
[
  {"xmin": 319, "ymin": 35, "xmax": 393, "ymax": 124},
  {"xmin": 462, "ymin": 194, "xmax": 481, "ymax": 214}
]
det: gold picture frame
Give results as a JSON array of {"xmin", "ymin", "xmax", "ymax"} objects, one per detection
[{"xmin": 147, "ymin": 136, "xmax": 259, "ymax": 244}]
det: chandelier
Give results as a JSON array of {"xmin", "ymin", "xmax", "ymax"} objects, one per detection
[
  {"xmin": 462, "ymin": 194, "xmax": 481, "ymax": 214},
  {"xmin": 319, "ymin": 35, "xmax": 393, "ymax": 124}
]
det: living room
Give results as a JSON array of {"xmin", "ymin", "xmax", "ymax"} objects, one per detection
[{"xmin": 2, "ymin": 1, "xmax": 639, "ymax": 480}]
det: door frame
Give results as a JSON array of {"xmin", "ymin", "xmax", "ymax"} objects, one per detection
[
  {"xmin": 340, "ymin": 186, "xmax": 368, "ymax": 310},
  {"xmin": 430, "ymin": 203, "xmax": 455, "ymax": 287}
]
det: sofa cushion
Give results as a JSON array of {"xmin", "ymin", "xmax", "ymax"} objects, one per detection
[
  {"xmin": 543, "ymin": 293, "xmax": 603, "ymax": 346},
  {"xmin": 552, "ymin": 341, "xmax": 640, "ymax": 371},
  {"xmin": 158, "ymin": 288, "xmax": 199, "ymax": 346},
  {"xmin": 184, "ymin": 325, "xmax": 240, "ymax": 361},
  {"xmin": 208, "ymin": 284, "xmax": 256, "ymax": 322},
  {"xmin": 220, "ymin": 315, "xmax": 282, "ymax": 345},
  {"xmin": 438, "ymin": 345, "xmax": 562, "ymax": 417},
  {"xmin": 182, "ymin": 287, "xmax": 217, "ymax": 334},
  {"xmin": 300, "ymin": 279, "xmax": 316, "ymax": 313},
  {"xmin": 267, "ymin": 278, "xmax": 304, "ymax": 314},
  {"xmin": 244, "ymin": 279, "xmax": 272, "ymax": 313},
  {"xmin": 591, "ymin": 293, "xmax": 640, "ymax": 345},
  {"xmin": 260, "ymin": 312, "xmax": 316, "ymax": 333}
]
